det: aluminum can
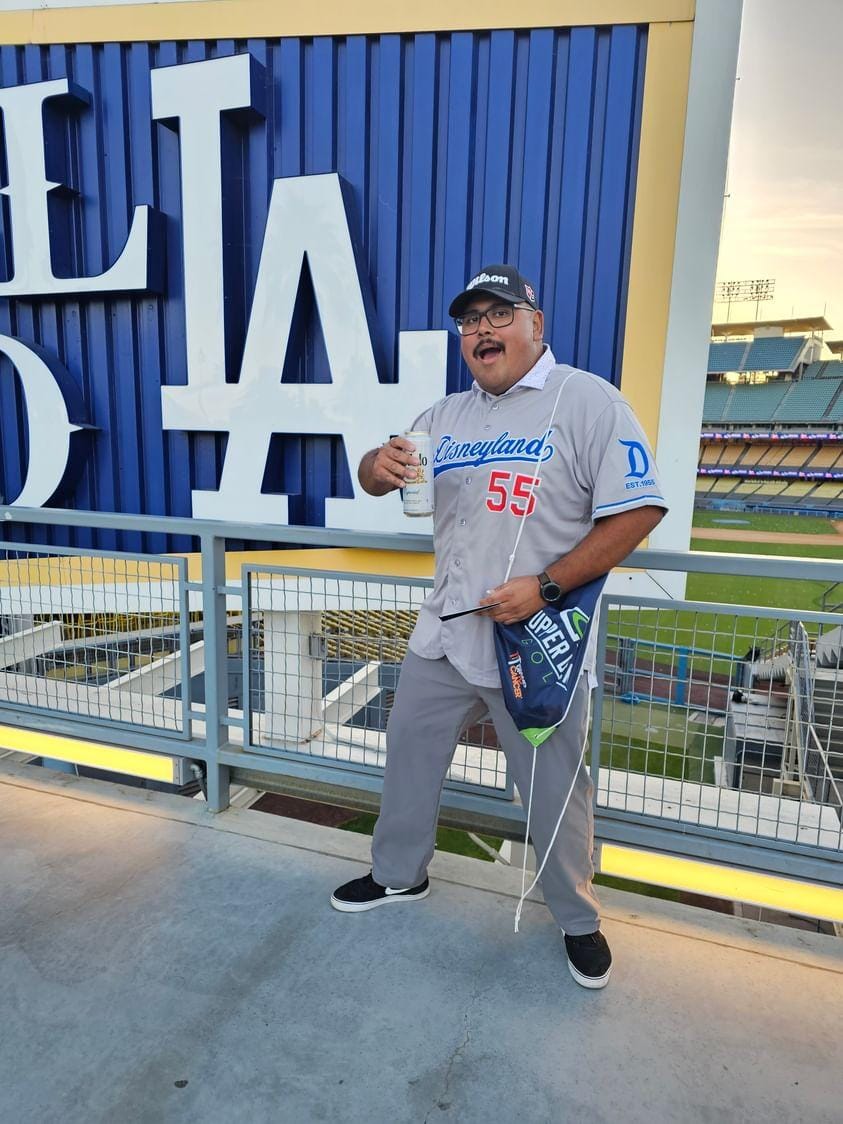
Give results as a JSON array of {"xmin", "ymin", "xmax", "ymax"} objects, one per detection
[{"xmin": 402, "ymin": 431, "xmax": 434, "ymax": 517}]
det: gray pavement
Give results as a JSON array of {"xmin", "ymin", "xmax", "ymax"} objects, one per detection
[{"xmin": 1, "ymin": 760, "xmax": 842, "ymax": 1124}]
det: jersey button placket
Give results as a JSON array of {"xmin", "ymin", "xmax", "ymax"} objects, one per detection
[{"xmin": 450, "ymin": 466, "xmax": 474, "ymax": 593}]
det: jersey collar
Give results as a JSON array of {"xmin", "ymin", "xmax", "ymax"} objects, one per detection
[{"xmin": 472, "ymin": 345, "xmax": 557, "ymax": 398}]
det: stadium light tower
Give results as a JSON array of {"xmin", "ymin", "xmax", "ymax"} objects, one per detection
[{"xmin": 715, "ymin": 278, "xmax": 776, "ymax": 323}]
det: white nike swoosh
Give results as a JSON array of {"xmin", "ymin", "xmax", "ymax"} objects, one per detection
[{"xmin": 384, "ymin": 886, "xmax": 412, "ymax": 895}]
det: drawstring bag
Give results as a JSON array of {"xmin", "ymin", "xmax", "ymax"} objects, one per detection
[
  {"xmin": 493, "ymin": 574, "xmax": 606, "ymax": 748},
  {"xmin": 489, "ymin": 369, "xmax": 606, "ymax": 930}
]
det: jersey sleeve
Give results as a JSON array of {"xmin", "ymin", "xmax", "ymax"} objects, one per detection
[
  {"xmin": 409, "ymin": 404, "xmax": 435, "ymax": 433},
  {"xmin": 584, "ymin": 401, "xmax": 668, "ymax": 520}
]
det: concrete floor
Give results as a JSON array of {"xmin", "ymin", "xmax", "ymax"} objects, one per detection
[{"xmin": 1, "ymin": 760, "xmax": 842, "ymax": 1124}]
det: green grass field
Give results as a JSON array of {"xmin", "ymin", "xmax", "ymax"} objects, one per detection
[
  {"xmin": 692, "ymin": 510, "xmax": 838, "ymax": 535},
  {"xmin": 600, "ymin": 698, "xmax": 723, "ymax": 784},
  {"xmin": 687, "ymin": 538, "xmax": 841, "ymax": 627},
  {"xmin": 606, "ymin": 508, "xmax": 843, "ymax": 660},
  {"xmin": 611, "ymin": 515, "xmax": 843, "ymax": 665}
]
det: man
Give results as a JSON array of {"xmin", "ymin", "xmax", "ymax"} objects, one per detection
[{"xmin": 331, "ymin": 264, "xmax": 667, "ymax": 989}]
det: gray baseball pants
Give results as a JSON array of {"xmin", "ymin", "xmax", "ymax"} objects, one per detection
[{"xmin": 371, "ymin": 650, "xmax": 601, "ymax": 935}]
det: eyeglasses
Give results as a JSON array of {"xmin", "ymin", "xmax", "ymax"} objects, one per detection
[{"xmin": 453, "ymin": 303, "xmax": 535, "ymax": 336}]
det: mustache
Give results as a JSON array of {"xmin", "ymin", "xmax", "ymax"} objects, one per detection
[{"xmin": 473, "ymin": 340, "xmax": 504, "ymax": 359}]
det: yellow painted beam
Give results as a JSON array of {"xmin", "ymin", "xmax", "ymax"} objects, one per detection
[
  {"xmin": 601, "ymin": 843, "xmax": 843, "ymax": 923},
  {"xmin": 0, "ymin": 552, "xmax": 179, "ymax": 589},
  {"xmin": 0, "ymin": 723, "xmax": 179, "ymax": 783},
  {"xmin": 218, "ymin": 547, "xmax": 435, "ymax": 583},
  {"xmin": 619, "ymin": 19, "xmax": 694, "ymax": 448},
  {"xmin": 0, "ymin": 1, "xmax": 695, "ymax": 46},
  {"xmin": 0, "ymin": 547, "xmax": 434, "ymax": 589}
]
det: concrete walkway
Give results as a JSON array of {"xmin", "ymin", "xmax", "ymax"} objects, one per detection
[{"xmin": 1, "ymin": 761, "xmax": 841, "ymax": 1124}]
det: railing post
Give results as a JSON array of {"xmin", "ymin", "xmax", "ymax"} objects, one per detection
[{"xmin": 201, "ymin": 531, "xmax": 231, "ymax": 812}]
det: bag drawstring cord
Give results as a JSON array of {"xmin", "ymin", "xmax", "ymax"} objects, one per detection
[
  {"xmin": 497, "ymin": 368, "xmax": 584, "ymax": 934},
  {"xmin": 501, "ymin": 371, "xmax": 573, "ymax": 585},
  {"xmin": 514, "ymin": 687, "xmax": 593, "ymax": 932}
]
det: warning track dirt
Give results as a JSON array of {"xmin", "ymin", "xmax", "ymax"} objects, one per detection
[{"xmin": 692, "ymin": 525, "xmax": 843, "ymax": 547}]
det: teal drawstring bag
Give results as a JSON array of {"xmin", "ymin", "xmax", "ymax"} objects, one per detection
[{"xmin": 493, "ymin": 575, "xmax": 607, "ymax": 748}]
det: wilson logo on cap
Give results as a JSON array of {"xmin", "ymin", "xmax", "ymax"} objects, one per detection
[{"xmin": 467, "ymin": 272, "xmax": 509, "ymax": 289}]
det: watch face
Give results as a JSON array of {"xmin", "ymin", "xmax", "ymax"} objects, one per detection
[{"xmin": 541, "ymin": 580, "xmax": 562, "ymax": 602}]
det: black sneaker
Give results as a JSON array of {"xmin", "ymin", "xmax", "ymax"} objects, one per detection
[
  {"xmin": 330, "ymin": 872, "xmax": 430, "ymax": 912},
  {"xmin": 564, "ymin": 930, "xmax": 612, "ymax": 989}
]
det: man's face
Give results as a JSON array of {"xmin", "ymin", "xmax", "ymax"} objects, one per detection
[{"xmin": 459, "ymin": 295, "xmax": 544, "ymax": 395}]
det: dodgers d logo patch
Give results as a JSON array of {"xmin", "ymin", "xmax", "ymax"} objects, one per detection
[{"xmin": 620, "ymin": 439, "xmax": 650, "ymax": 479}]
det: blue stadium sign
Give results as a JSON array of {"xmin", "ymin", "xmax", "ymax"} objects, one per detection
[{"xmin": 0, "ymin": 26, "xmax": 650, "ymax": 539}]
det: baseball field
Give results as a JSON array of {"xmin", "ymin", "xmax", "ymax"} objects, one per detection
[
  {"xmin": 689, "ymin": 509, "xmax": 843, "ymax": 612},
  {"xmin": 619, "ymin": 509, "xmax": 843, "ymax": 656}
]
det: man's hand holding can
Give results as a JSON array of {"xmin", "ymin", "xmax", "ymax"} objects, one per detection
[{"xmin": 370, "ymin": 436, "xmax": 419, "ymax": 491}]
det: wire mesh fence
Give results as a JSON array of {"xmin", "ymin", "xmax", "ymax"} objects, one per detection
[
  {"xmin": 594, "ymin": 595, "xmax": 843, "ymax": 854},
  {"xmin": 0, "ymin": 544, "xmax": 190, "ymax": 736},
  {"xmin": 0, "ymin": 503, "xmax": 840, "ymax": 881},
  {"xmin": 243, "ymin": 567, "xmax": 510, "ymax": 793}
]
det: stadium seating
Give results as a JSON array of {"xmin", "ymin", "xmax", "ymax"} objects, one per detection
[
  {"xmin": 824, "ymin": 390, "xmax": 843, "ymax": 422},
  {"xmin": 778, "ymin": 445, "xmax": 815, "ymax": 468},
  {"xmin": 731, "ymin": 481, "xmax": 764, "ymax": 497},
  {"xmin": 718, "ymin": 444, "xmax": 742, "ymax": 465},
  {"xmin": 808, "ymin": 447, "xmax": 843, "ymax": 469},
  {"xmin": 702, "ymin": 381, "xmax": 732, "ymax": 421},
  {"xmin": 722, "ymin": 382, "xmax": 788, "ymax": 422},
  {"xmin": 742, "ymin": 335, "xmax": 805, "ymax": 372},
  {"xmin": 700, "ymin": 444, "xmax": 722, "ymax": 465},
  {"xmin": 707, "ymin": 341, "xmax": 748, "ymax": 373},
  {"xmin": 739, "ymin": 444, "xmax": 770, "ymax": 466},
  {"xmin": 773, "ymin": 379, "xmax": 839, "ymax": 421},
  {"xmin": 698, "ymin": 337, "xmax": 843, "ymax": 518}
]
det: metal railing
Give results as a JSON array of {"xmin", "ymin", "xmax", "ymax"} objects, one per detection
[
  {"xmin": 820, "ymin": 580, "xmax": 843, "ymax": 612},
  {"xmin": 1, "ymin": 505, "xmax": 842, "ymax": 890}
]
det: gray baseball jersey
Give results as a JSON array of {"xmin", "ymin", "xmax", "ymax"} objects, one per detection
[{"xmin": 407, "ymin": 348, "xmax": 668, "ymax": 687}]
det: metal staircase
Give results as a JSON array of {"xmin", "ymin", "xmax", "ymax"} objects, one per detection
[{"xmin": 725, "ymin": 623, "xmax": 843, "ymax": 811}]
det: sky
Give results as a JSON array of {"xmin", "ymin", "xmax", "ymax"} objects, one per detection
[{"xmin": 715, "ymin": 0, "xmax": 843, "ymax": 331}]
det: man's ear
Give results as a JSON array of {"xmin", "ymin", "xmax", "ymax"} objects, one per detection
[{"xmin": 533, "ymin": 310, "xmax": 544, "ymax": 340}]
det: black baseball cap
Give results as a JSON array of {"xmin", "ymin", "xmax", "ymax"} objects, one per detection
[{"xmin": 448, "ymin": 263, "xmax": 539, "ymax": 317}]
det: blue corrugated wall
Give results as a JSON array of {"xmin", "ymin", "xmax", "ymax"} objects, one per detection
[{"xmin": 0, "ymin": 27, "xmax": 647, "ymax": 549}]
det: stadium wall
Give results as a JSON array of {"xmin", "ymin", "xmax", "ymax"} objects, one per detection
[{"xmin": 0, "ymin": 0, "xmax": 737, "ymax": 560}]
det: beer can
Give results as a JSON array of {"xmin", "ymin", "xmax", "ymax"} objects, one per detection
[{"xmin": 402, "ymin": 430, "xmax": 434, "ymax": 517}]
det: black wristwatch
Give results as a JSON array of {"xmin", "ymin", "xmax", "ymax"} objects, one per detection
[{"xmin": 537, "ymin": 571, "xmax": 563, "ymax": 603}]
